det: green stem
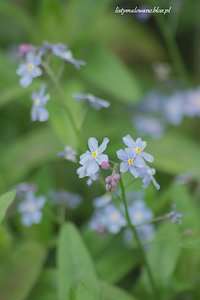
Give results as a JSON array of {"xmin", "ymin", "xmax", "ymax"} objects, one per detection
[
  {"xmin": 42, "ymin": 62, "xmax": 82, "ymax": 145},
  {"xmin": 119, "ymin": 176, "xmax": 160, "ymax": 299}
]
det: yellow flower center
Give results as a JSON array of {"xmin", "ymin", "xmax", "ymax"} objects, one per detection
[
  {"xmin": 27, "ymin": 203, "xmax": 36, "ymax": 213},
  {"xmin": 27, "ymin": 63, "xmax": 34, "ymax": 71},
  {"xmin": 34, "ymin": 98, "xmax": 40, "ymax": 106},
  {"xmin": 92, "ymin": 151, "xmax": 98, "ymax": 158},
  {"xmin": 128, "ymin": 158, "xmax": 133, "ymax": 165},
  {"xmin": 135, "ymin": 147, "xmax": 141, "ymax": 153},
  {"xmin": 110, "ymin": 213, "xmax": 119, "ymax": 222}
]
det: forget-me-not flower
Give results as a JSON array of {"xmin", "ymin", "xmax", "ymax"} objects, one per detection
[
  {"xmin": 128, "ymin": 199, "xmax": 154, "ymax": 225},
  {"xmin": 16, "ymin": 52, "xmax": 42, "ymax": 88},
  {"xmin": 73, "ymin": 93, "xmax": 110, "ymax": 110},
  {"xmin": 138, "ymin": 167, "xmax": 160, "ymax": 190},
  {"xmin": 123, "ymin": 135, "xmax": 154, "ymax": 163},
  {"xmin": 18, "ymin": 191, "xmax": 46, "ymax": 227},
  {"xmin": 31, "ymin": 84, "xmax": 50, "ymax": 122},
  {"xmin": 100, "ymin": 204, "xmax": 126, "ymax": 234},
  {"xmin": 164, "ymin": 93, "xmax": 185, "ymax": 125},
  {"xmin": 49, "ymin": 189, "xmax": 82, "ymax": 210},
  {"xmin": 124, "ymin": 199, "xmax": 155, "ymax": 244},
  {"xmin": 90, "ymin": 204, "xmax": 126, "ymax": 234},
  {"xmin": 77, "ymin": 137, "xmax": 109, "ymax": 178},
  {"xmin": 58, "ymin": 145, "xmax": 77, "ymax": 162},
  {"xmin": 133, "ymin": 115, "xmax": 165, "ymax": 139},
  {"xmin": 117, "ymin": 148, "xmax": 145, "ymax": 178},
  {"xmin": 52, "ymin": 44, "xmax": 85, "ymax": 69},
  {"xmin": 93, "ymin": 193, "xmax": 112, "ymax": 208}
]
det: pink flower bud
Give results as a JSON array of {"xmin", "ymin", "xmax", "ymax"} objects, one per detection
[
  {"xmin": 19, "ymin": 44, "xmax": 33, "ymax": 55},
  {"xmin": 105, "ymin": 176, "xmax": 112, "ymax": 184},
  {"xmin": 113, "ymin": 173, "xmax": 120, "ymax": 181},
  {"xmin": 101, "ymin": 161, "xmax": 110, "ymax": 170}
]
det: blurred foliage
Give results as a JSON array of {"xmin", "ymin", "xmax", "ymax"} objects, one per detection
[{"xmin": 0, "ymin": 0, "xmax": 200, "ymax": 299}]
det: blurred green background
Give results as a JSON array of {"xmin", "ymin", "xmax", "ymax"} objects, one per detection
[{"xmin": 0, "ymin": 0, "xmax": 200, "ymax": 299}]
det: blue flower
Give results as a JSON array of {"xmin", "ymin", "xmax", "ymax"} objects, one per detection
[
  {"xmin": 49, "ymin": 189, "xmax": 82, "ymax": 210},
  {"xmin": 164, "ymin": 93, "xmax": 184, "ymax": 125},
  {"xmin": 77, "ymin": 137, "xmax": 109, "ymax": 178},
  {"xmin": 90, "ymin": 204, "xmax": 126, "ymax": 234},
  {"xmin": 93, "ymin": 193, "xmax": 112, "ymax": 208},
  {"xmin": 133, "ymin": 115, "xmax": 165, "ymax": 139},
  {"xmin": 184, "ymin": 88, "xmax": 200, "ymax": 117},
  {"xmin": 100, "ymin": 204, "xmax": 126, "ymax": 233},
  {"xmin": 128, "ymin": 199, "xmax": 154, "ymax": 225},
  {"xmin": 138, "ymin": 167, "xmax": 160, "ymax": 190},
  {"xmin": 117, "ymin": 148, "xmax": 145, "ymax": 178},
  {"xmin": 58, "ymin": 145, "xmax": 77, "ymax": 162},
  {"xmin": 124, "ymin": 224, "xmax": 154, "ymax": 245},
  {"xmin": 124, "ymin": 199, "xmax": 155, "ymax": 244},
  {"xmin": 51, "ymin": 44, "xmax": 85, "ymax": 69},
  {"xmin": 123, "ymin": 135, "xmax": 154, "ymax": 162},
  {"xmin": 18, "ymin": 191, "xmax": 45, "ymax": 227},
  {"xmin": 16, "ymin": 52, "xmax": 42, "ymax": 88},
  {"xmin": 73, "ymin": 93, "xmax": 110, "ymax": 110},
  {"xmin": 166, "ymin": 204, "xmax": 183, "ymax": 224},
  {"xmin": 31, "ymin": 84, "xmax": 50, "ymax": 122}
]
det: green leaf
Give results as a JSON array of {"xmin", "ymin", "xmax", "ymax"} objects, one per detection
[
  {"xmin": 141, "ymin": 223, "xmax": 181, "ymax": 289},
  {"xmin": 79, "ymin": 46, "xmax": 141, "ymax": 103},
  {"xmin": 75, "ymin": 282, "xmax": 94, "ymax": 300},
  {"xmin": 57, "ymin": 223, "xmax": 99, "ymax": 300},
  {"xmin": 100, "ymin": 280, "xmax": 136, "ymax": 300},
  {"xmin": 0, "ymin": 191, "xmax": 15, "ymax": 223},
  {"xmin": 28, "ymin": 268, "xmax": 57, "ymax": 300},
  {"xmin": 96, "ymin": 241, "xmax": 140, "ymax": 283},
  {"xmin": 0, "ymin": 242, "xmax": 46, "ymax": 300},
  {"xmin": 147, "ymin": 131, "xmax": 200, "ymax": 180}
]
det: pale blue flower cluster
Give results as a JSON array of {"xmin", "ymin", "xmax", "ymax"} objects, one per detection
[
  {"xmin": 16, "ymin": 41, "xmax": 86, "ymax": 122},
  {"xmin": 49, "ymin": 189, "xmax": 82, "ymax": 210},
  {"xmin": 31, "ymin": 84, "xmax": 50, "ymax": 122},
  {"xmin": 124, "ymin": 197, "xmax": 155, "ymax": 244},
  {"xmin": 117, "ymin": 135, "xmax": 160, "ymax": 190},
  {"xmin": 77, "ymin": 137, "xmax": 109, "ymax": 179},
  {"xmin": 73, "ymin": 93, "xmax": 110, "ymax": 110},
  {"xmin": 18, "ymin": 191, "xmax": 46, "ymax": 227},
  {"xmin": 133, "ymin": 87, "xmax": 200, "ymax": 138},
  {"xmin": 90, "ymin": 196, "xmax": 126, "ymax": 234}
]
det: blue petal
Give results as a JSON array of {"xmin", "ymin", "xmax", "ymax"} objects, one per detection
[
  {"xmin": 96, "ymin": 154, "xmax": 108, "ymax": 164},
  {"xmin": 142, "ymin": 152, "xmax": 154, "ymax": 162},
  {"xmin": 20, "ymin": 75, "xmax": 32, "ymax": 88},
  {"xmin": 120, "ymin": 162, "xmax": 129, "ymax": 173},
  {"xmin": 98, "ymin": 137, "xmax": 109, "ymax": 153},
  {"xmin": 88, "ymin": 137, "xmax": 98, "ymax": 152},
  {"xmin": 117, "ymin": 149, "xmax": 127, "ymax": 161},
  {"xmin": 130, "ymin": 166, "xmax": 138, "ymax": 178},
  {"xmin": 123, "ymin": 135, "xmax": 135, "ymax": 148},
  {"xmin": 86, "ymin": 160, "xmax": 99, "ymax": 177}
]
